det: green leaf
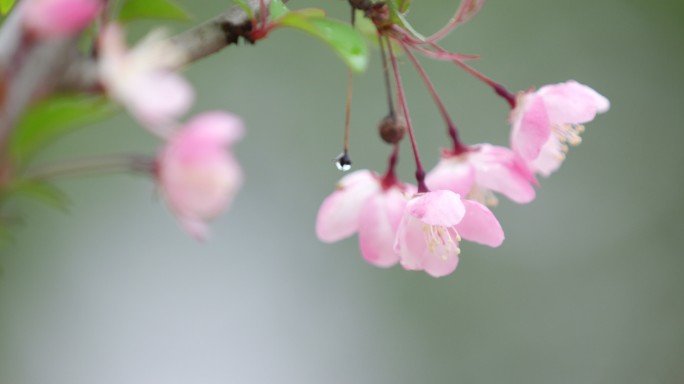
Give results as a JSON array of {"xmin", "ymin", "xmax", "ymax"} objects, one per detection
[
  {"xmin": 9, "ymin": 95, "xmax": 115, "ymax": 165},
  {"xmin": 119, "ymin": 0, "xmax": 191, "ymax": 23},
  {"xmin": 387, "ymin": 0, "xmax": 425, "ymax": 42},
  {"xmin": 277, "ymin": 13, "xmax": 369, "ymax": 73},
  {"xmin": 232, "ymin": 0, "xmax": 254, "ymax": 19},
  {"xmin": 3, "ymin": 181, "xmax": 70, "ymax": 212},
  {"xmin": 268, "ymin": 0, "xmax": 289, "ymax": 20},
  {"xmin": 395, "ymin": 0, "xmax": 412, "ymax": 13},
  {"xmin": 0, "ymin": 224, "xmax": 16, "ymax": 248},
  {"xmin": 0, "ymin": 0, "xmax": 16, "ymax": 15}
]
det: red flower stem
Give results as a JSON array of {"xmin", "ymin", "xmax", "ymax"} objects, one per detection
[
  {"xmin": 381, "ymin": 143, "xmax": 399, "ymax": 189},
  {"xmin": 259, "ymin": 0, "xmax": 267, "ymax": 30},
  {"xmin": 426, "ymin": 0, "xmax": 474, "ymax": 43},
  {"xmin": 389, "ymin": 26, "xmax": 515, "ymax": 108},
  {"xmin": 400, "ymin": 42, "xmax": 467, "ymax": 154},
  {"xmin": 449, "ymin": 57, "xmax": 516, "ymax": 108},
  {"xmin": 387, "ymin": 37, "xmax": 428, "ymax": 193},
  {"xmin": 429, "ymin": 43, "xmax": 516, "ymax": 108}
]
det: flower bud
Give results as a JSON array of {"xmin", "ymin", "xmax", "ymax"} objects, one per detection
[{"xmin": 378, "ymin": 114, "xmax": 406, "ymax": 144}]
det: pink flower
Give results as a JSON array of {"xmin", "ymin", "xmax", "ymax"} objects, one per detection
[
  {"xmin": 22, "ymin": 0, "xmax": 101, "ymax": 38},
  {"xmin": 316, "ymin": 170, "xmax": 413, "ymax": 268},
  {"xmin": 98, "ymin": 24, "xmax": 193, "ymax": 132},
  {"xmin": 395, "ymin": 190, "xmax": 504, "ymax": 278},
  {"xmin": 510, "ymin": 80, "xmax": 609, "ymax": 176},
  {"xmin": 157, "ymin": 112, "xmax": 244, "ymax": 239},
  {"xmin": 425, "ymin": 144, "xmax": 537, "ymax": 205}
]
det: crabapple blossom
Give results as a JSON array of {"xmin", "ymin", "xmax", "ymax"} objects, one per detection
[
  {"xmin": 22, "ymin": 0, "xmax": 101, "ymax": 38},
  {"xmin": 425, "ymin": 144, "xmax": 537, "ymax": 206},
  {"xmin": 98, "ymin": 23, "xmax": 193, "ymax": 132},
  {"xmin": 395, "ymin": 190, "xmax": 504, "ymax": 277},
  {"xmin": 316, "ymin": 170, "xmax": 414, "ymax": 267},
  {"xmin": 510, "ymin": 80, "xmax": 609, "ymax": 176},
  {"xmin": 157, "ymin": 112, "xmax": 244, "ymax": 239}
]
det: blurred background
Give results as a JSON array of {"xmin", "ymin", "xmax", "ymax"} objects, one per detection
[{"xmin": 2, "ymin": 0, "xmax": 684, "ymax": 383}]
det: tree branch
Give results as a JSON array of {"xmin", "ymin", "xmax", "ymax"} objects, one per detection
[{"xmin": 60, "ymin": 0, "xmax": 276, "ymax": 92}]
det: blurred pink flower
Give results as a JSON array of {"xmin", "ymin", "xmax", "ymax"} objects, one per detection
[
  {"xmin": 426, "ymin": 144, "xmax": 536, "ymax": 205},
  {"xmin": 98, "ymin": 23, "xmax": 193, "ymax": 132},
  {"xmin": 395, "ymin": 190, "xmax": 504, "ymax": 278},
  {"xmin": 157, "ymin": 112, "xmax": 244, "ymax": 239},
  {"xmin": 22, "ymin": 0, "xmax": 101, "ymax": 38},
  {"xmin": 316, "ymin": 170, "xmax": 414, "ymax": 268},
  {"xmin": 510, "ymin": 80, "xmax": 609, "ymax": 176}
]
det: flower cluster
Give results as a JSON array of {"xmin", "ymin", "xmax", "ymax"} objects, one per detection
[
  {"xmin": 7, "ymin": 0, "xmax": 246, "ymax": 237},
  {"xmin": 1, "ymin": 0, "xmax": 609, "ymax": 267},
  {"xmin": 316, "ymin": 171, "xmax": 504, "ymax": 277},
  {"xmin": 318, "ymin": 80, "xmax": 608, "ymax": 277},
  {"xmin": 97, "ymin": 23, "xmax": 244, "ymax": 238},
  {"xmin": 316, "ymin": 1, "xmax": 609, "ymax": 277}
]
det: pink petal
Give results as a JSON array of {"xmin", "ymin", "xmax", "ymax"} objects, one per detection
[
  {"xmin": 99, "ymin": 23, "xmax": 126, "ymax": 58},
  {"xmin": 129, "ymin": 71, "xmax": 194, "ymax": 128},
  {"xmin": 181, "ymin": 112, "xmax": 245, "ymax": 146},
  {"xmin": 510, "ymin": 94, "xmax": 551, "ymax": 162},
  {"xmin": 160, "ymin": 149, "xmax": 243, "ymax": 220},
  {"xmin": 406, "ymin": 190, "xmax": 465, "ymax": 226},
  {"xmin": 395, "ymin": 215, "xmax": 427, "ymax": 271},
  {"xmin": 455, "ymin": 200, "xmax": 504, "ymax": 247},
  {"xmin": 315, "ymin": 170, "xmax": 379, "ymax": 243},
  {"xmin": 471, "ymin": 145, "xmax": 536, "ymax": 204},
  {"xmin": 537, "ymin": 81, "xmax": 610, "ymax": 124},
  {"xmin": 357, "ymin": 189, "xmax": 406, "ymax": 268},
  {"xmin": 425, "ymin": 157, "xmax": 476, "ymax": 197},
  {"xmin": 23, "ymin": 0, "xmax": 100, "ymax": 37},
  {"xmin": 395, "ymin": 215, "xmax": 461, "ymax": 278},
  {"xmin": 422, "ymin": 228, "xmax": 460, "ymax": 278},
  {"xmin": 529, "ymin": 136, "xmax": 565, "ymax": 177},
  {"xmin": 180, "ymin": 217, "xmax": 210, "ymax": 241}
]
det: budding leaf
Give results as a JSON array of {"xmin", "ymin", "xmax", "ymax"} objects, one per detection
[
  {"xmin": 9, "ymin": 95, "xmax": 115, "ymax": 166},
  {"xmin": 277, "ymin": 13, "xmax": 368, "ymax": 73},
  {"xmin": 119, "ymin": 0, "xmax": 191, "ymax": 23},
  {"xmin": 231, "ymin": 0, "xmax": 254, "ymax": 19},
  {"xmin": 0, "ymin": 0, "xmax": 16, "ymax": 15},
  {"xmin": 395, "ymin": 0, "xmax": 412, "ymax": 13},
  {"xmin": 268, "ymin": 0, "xmax": 289, "ymax": 20},
  {"xmin": 387, "ymin": 0, "xmax": 425, "ymax": 41}
]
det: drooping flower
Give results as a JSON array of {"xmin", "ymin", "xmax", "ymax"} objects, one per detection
[
  {"xmin": 22, "ymin": 0, "xmax": 101, "ymax": 38},
  {"xmin": 510, "ymin": 80, "xmax": 609, "ymax": 176},
  {"xmin": 98, "ymin": 23, "xmax": 193, "ymax": 132},
  {"xmin": 316, "ymin": 170, "xmax": 414, "ymax": 268},
  {"xmin": 425, "ymin": 144, "xmax": 537, "ymax": 206},
  {"xmin": 157, "ymin": 112, "xmax": 244, "ymax": 239},
  {"xmin": 395, "ymin": 190, "xmax": 504, "ymax": 278}
]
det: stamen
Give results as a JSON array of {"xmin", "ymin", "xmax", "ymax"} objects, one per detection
[
  {"xmin": 554, "ymin": 124, "xmax": 585, "ymax": 146},
  {"xmin": 424, "ymin": 224, "xmax": 461, "ymax": 257},
  {"xmin": 467, "ymin": 184, "xmax": 499, "ymax": 207}
]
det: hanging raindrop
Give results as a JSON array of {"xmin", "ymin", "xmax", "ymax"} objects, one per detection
[{"xmin": 335, "ymin": 152, "xmax": 352, "ymax": 171}]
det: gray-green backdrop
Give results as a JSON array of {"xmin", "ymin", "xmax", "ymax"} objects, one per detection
[{"xmin": 2, "ymin": 0, "xmax": 683, "ymax": 383}]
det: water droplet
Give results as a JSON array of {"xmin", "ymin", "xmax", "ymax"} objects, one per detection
[{"xmin": 335, "ymin": 152, "xmax": 352, "ymax": 172}]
